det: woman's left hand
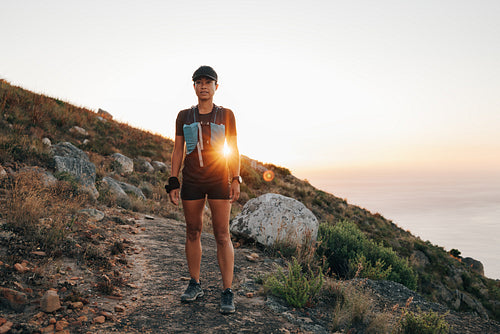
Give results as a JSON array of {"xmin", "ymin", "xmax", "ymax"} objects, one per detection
[{"xmin": 229, "ymin": 181, "xmax": 240, "ymax": 203}]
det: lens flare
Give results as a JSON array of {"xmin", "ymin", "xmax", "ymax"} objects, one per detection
[
  {"xmin": 263, "ymin": 170, "xmax": 275, "ymax": 182},
  {"xmin": 223, "ymin": 141, "xmax": 231, "ymax": 157}
]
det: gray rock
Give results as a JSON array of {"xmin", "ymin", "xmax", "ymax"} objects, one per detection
[
  {"xmin": 151, "ymin": 161, "xmax": 168, "ymax": 173},
  {"xmin": 40, "ymin": 290, "xmax": 61, "ymax": 312},
  {"xmin": 51, "ymin": 142, "xmax": 98, "ymax": 199},
  {"xmin": 111, "ymin": 153, "xmax": 134, "ymax": 174},
  {"xmin": 0, "ymin": 165, "xmax": 7, "ymax": 178},
  {"xmin": 102, "ymin": 176, "xmax": 145, "ymax": 200},
  {"xmin": 230, "ymin": 193, "xmax": 318, "ymax": 247},
  {"xmin": 69, "ymin": 126, "xmax": 88, "ymax": 136},
  {"xmin": 134, "ymin": 158, "xmax": 154, "ymax": 173},
  {"xmin": 454, "ymin": 289, "xmax": 489, "ymax": 318},
  {"xmin": 79, "ymin": 208, "xmax": 105, "ymax": 222},
  {"xmin": 463, "ymin": 257, "xmax": 484, "ymax": 276},
  {"xmin": 98, "ymin": 108, "xmax": 113, "ymax": 119}
]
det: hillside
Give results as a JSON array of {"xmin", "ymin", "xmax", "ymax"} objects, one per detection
[{"xmin": 1, "ymin": 79, "xmax": 499, "ymax": 332}]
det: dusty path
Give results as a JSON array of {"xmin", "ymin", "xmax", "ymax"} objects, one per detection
[{"xmin": 101, "ymin": 215, "xmax": 308, "ymax": 334}]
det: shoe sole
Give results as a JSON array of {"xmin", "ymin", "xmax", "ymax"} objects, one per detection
[
  {"xmin": 219, "ymin": 307, "xmax": 235, "ymax": 314},
  {"xmin": 181, "ymin": 291, "xmax": 204, "ymax": 302}
]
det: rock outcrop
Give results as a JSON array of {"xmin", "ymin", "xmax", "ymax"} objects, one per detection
[
  {"xmin": 151, "ymin": 161, "xmax": 168, "ymax": 173},
  {"xmin": 101, "ymin": 176, "xmax": 145, "ymax": 201},
  {"xmin": 111, "ymin": 153, "xmax": 134, "ymax": 174},
  {"xmin": 463, "ymin": 257, "xmax": 485, "ymax": 276},
  {"xmin": 97, "ymin": 108, "xmax": 113, "ymax": 120},
  {"xmin": 230, "ymin": 193, "xmax": 319, "ymax": 247},
  {"xmin": 51, "ymin": 142, "xmax": 98, "ymax": 199},
  {"xmin": 134, "ymin": 158, "xmax": 154, "ymax": 173}
]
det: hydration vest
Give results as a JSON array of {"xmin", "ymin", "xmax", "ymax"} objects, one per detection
[{"xmin": 183, "ymin": 105, "xmax": 226, "ymax": 167}]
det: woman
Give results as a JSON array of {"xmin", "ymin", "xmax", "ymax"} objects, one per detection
[{"xmin": 166, "ymin": 65, "xmax": 241, "ymax": 314}]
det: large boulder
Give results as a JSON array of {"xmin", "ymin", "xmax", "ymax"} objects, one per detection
[
  {"xmin": 101, "ymin": 177, "xmax": 145, "ymax": 200},
  {"xmin": 51, "ymin": 142, "xmax": 98, "ymax": 199},
  {"xmin": 111, "ymin": 153, "xmax": 134, "ymax": 174},
  {"xmin": 462, "ymin": 257, "xmax": 484, "ymax": 276},
  {"xmin": 151, "ymin": 161, "xmax": 168, "ymax": 173},
  {"xmin": 134, "ymin": 158, "xmax": 154, "ymax": 173},
  {"xmin": 230, "ymin": 193, "xmax": 319, "ymax": 247}
]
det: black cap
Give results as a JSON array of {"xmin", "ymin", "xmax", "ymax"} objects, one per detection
[{"xmin": 192, "ymin": 66, "xmax": 218, "ymax": 82}]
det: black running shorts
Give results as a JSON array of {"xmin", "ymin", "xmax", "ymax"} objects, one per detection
[{"xmin": 181, "ymin": 180, "xmax": 230, "ymax": 200}]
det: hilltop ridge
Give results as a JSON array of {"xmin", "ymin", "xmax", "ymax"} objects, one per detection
[{"xmin": 1, "ymin": 79, "xmax": 499, "ymax": 332}]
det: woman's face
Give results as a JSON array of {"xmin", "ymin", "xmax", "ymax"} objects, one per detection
[{"xmin": 194, "ymin": 77, "xmax": 218, "ymax": 101}]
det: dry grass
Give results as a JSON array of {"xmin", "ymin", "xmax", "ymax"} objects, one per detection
[
  {"xmin": 3, "ymin": 169, "xmax": 88, "ymax": 255},
  {"xmin": 323, "ymin": 278, "xmax": 394, "ymax": 333}
]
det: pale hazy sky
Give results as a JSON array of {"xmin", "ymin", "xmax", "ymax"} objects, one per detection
[{"xmin": 1, "ymin": 0, "xmax": 499, "ymax": 180}]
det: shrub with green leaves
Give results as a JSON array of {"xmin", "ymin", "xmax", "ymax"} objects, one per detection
[
  {"xmin": 265, "ymin": 257, "xmax": 323, "ymax": 308},
  {"xmin": 397, "ymin": 308, "xmax": 450, "ymax": 334},
  {"xmin": 317, "ymin": 220, "xmax": 417, "ymax": 290}
]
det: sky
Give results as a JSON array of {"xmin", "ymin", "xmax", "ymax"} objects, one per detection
[{"xmin": 1, "ymin": 0, "xmax": 499, "ymax": 179}]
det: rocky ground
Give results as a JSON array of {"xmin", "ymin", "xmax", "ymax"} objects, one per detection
[{"xmin": 1, "ymin": 211, "xmax": 500, "ymax": 333}]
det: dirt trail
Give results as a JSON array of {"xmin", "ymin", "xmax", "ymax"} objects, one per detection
[{"xmin": 99, "ymin": 215, "xmax": 308, "ymax": 334}]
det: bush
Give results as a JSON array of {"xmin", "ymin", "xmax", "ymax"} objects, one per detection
[
  {"xmin": 317, "ymin": 220, "xmax": 418, "ymax": 290},
  {"xmin": 397, "ymin": 308, "xmax": 450, "ymax": 334},
  {"xmin": 265, "ymin": 257, "xmax": 323, "ymax": 308}
]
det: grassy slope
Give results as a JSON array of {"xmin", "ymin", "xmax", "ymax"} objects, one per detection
[{"xmin": 1, "ymin": 79, "xmax": 499, "ymax": 320}]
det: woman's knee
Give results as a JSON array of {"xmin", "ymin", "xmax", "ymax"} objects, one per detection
[
  {"xmin": 214, "ymin": 230, "xmax": 231, "ymax": 246},
  {"xmin": 186, "ymin": 227, "xmax": 202, "ymax": 242}
]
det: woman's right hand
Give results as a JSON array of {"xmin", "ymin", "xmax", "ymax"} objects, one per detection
[{"xmin": 169, "ymin": 188, "xmax": 180, "ymax": 206}]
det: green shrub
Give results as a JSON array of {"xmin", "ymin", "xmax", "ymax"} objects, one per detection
[
  {"xmin": 317, "ymin": 220, "xmax": 417, "ymax": 290},
  {"xmin": 265, "ymin": 257, "xmax": 323, "ymax": 308},
  {"xmin": 397, "ymin": 308, "xmax": 450, "ymax": 334}
]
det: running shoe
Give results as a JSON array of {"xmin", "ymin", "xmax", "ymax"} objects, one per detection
[
  {"xmin": 181, "ymin": 278, "xmax": 203, "ymax": 302},
  {"xmin": 219, "ymin": 288, "xmax": 235, "ymax": 314}
]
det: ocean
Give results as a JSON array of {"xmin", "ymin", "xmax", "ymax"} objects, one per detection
[{"xmin": 309, "ymin": 170, "xmax": 500, "ymax": 279}]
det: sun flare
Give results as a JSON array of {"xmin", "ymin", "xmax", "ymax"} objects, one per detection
[{"xmin": 223, "ymin": 141, "xmax": 231, "ymax": 157}]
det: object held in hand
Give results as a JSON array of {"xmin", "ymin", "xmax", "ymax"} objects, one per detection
[{"xmin": 165, "ymin": 177, "xmax": 180, "ymax": 193}]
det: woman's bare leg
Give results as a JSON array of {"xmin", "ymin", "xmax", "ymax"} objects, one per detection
[
  {"xmin": 208, "ymin": 199, "xmax": 234, "ymax": 289},
  {"xmin": 182, "ymin": 199, "xmax": 206, "ymax": 281}
]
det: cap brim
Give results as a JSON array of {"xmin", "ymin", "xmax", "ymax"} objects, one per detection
[{"xmin": 193, "ymin": 75, "xmax": 217, "ymax": 82}]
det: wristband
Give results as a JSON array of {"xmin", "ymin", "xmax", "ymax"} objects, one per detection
[{"xmin": 165, "ymin": 176, "xmax": 180, "ymax": 193}]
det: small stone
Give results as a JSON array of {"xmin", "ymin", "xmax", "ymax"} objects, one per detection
[
  {"xmin": 42, "ymin": 137, "xmax": 51, "ymax": 146},
  {"xmin": 0, "ymin": 321, "xmax": 13, "ymax": 334},
  {"xmin": 14, "ymin": 263, "xmax": 27, "ymax": 273},
  {"xmin": 77, "ymin": 315, "xmax": 88, "ymax": 322},
  {"xmin": 41, "ymin": 324, "xmax": 54, "ymax": 333},
  {"xmin": 246, "ymin": 292, "xmax": 254, "ymax": 298},
  {"xmin": 40, "ymin": 290, "xmax": 61, "ymax": 312},
  {"xmin": 55, "ymin": 320, "xmax": 69, "ymax": 331},
  {"xmin": 144, "ymin": 215, "xmax": 154, "ymax": 220},
  {"xmin": 246, "ymin": 255, "xmax": 257, "ymax": 262},
  {"xmin": 114, "ymin": 305, "xmax": 125, "ymax": 312},
  {"xmin": 250, "ymin": 253, "xmax": 259, "ymax": 259},
  {"xmin": 49, "ymin": 317, "xmax": 56, "ymax": 324},
  {"xmin": 31, "ymin": 251, "xmax": 47, "ymax": 256},
  {"xmin": 1, "ymin": 287, "xmax": 28, "ymax": 312},
  {"xmin": 233, "ymin": 242, "xmax": 241, "ymax": 248},
  {"xmin": 180, "ymin": 277, "xmax": 191, "ymax": 281},
  {"xmin": 100, "ymin": 311, "xmax": 114, "ymax": 320},
  {"xmin": 93, "ymin": 315, "xmax": 106, "ymax": 324},
  {"xmin": 71, "ymin": 301, "xmax": 84, "ymax": 309}
]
